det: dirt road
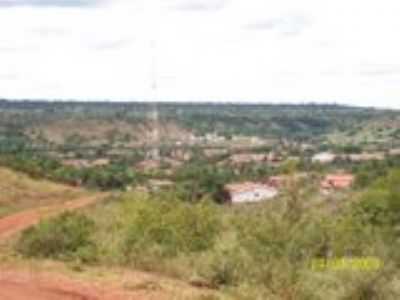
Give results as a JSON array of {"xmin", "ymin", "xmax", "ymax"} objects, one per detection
[
  {"xmin": 0, "ymin": 271, "xmax": 128, "ymax": 300},
  {"xmin": 0, "ymin": 194, "xmax": 105, "ymax": 240},
  {"xmin": 0, "ymin": 266, "xmax": 196, "ymax": 300}
]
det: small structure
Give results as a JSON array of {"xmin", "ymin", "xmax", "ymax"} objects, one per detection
[
  {"xmin": 267, "ymin": 176, "xmax": 288, "ymax": 189},
  {"xmin": 148, "ymin": 179, "xmax": 174, "ymax": 191},
  {"xmin": 344, "ymin": 153, "xmax": 385, "ymax": 162},
  {"xmin": 61, "ymin": 158, "xmax": 109, "ymax": 169},
  {"xmin": 61, "ymin": 159, "xmax": 90, "ymax": 169},
  {"xmin": 163, "ymin": 157, "xmax": 183, "ymax": 169},
  {"xmin": 171, "ymin": 149, "xmax": 192, "ymax": 161},
  {"xmin": 266, "ymin": 173, "xmax": 308, "ymax": 189},
  {"xmin": 389, "ymin": 149, "xmax": 400, "ymax": 156},
  {"xmin": 224, "ymin": 182, "xmax": 278, "ymax": 204},
  {"xmin": 229, "ymin": 153, "xmax": 268, "ymax": 165},
  {"xmin": 300, "ymin": 143, "xmax": 314, "ymax": 151},
  {"xmin": 267, "ymin": 152, "xmax": 284, "ymax": 163},
  {"xmin": 312, "ymin": 152, "xmax": 336, "ymax": 164},
  {"xmin": 205, "ymin": 133, "xmax": 226, "ymax": 143},
  {"xmin": 204, "ymin": 148, "xmax": 228, "ymax": 158},
  {"xmin": 136, "ymin": 159, "xmax": 161, "ymax": 172},
  {"xmin": 91, "ymin": 158, "xmax": 110, "ymax": 167},
  {"xmin": 339, "ymin": 152, "xmax": 385, "ymax": 162},
  {"xmin": 321, "ymin": 174, "xmax": 355, "ymax": 191}
]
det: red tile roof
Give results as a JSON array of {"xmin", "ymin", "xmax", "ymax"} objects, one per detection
[{"xmin": 321, "ymin": 174, "xmax": 355, "ymax": 189}]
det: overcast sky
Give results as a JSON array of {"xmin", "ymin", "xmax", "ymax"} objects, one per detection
[{"xmin": 1, "ymin": 0, "xmax": 400, "ymax": 108}]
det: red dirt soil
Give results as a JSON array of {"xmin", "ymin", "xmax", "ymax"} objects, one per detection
[
  {"xmin": 0, "ymin": 270, "xmax": 133, "ymax": 300},
  {"xmin": 0, "ymin": 194, "xmax": 105, "ymax": 240},
  {"xmin": 0, "ymin": 193, "xmax": 153, "ymax": 300}
]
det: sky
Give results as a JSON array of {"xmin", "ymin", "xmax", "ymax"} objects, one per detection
[{"xmin": 1, "ymin": 0, "xmax": 400, "ymax": 108}]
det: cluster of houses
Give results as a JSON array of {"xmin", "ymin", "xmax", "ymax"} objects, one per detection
[
  {"xmin": 311, "ymin": 151, "xmax": 400, "ymax": 164},
  {"xmin": 223, "ymin": 173, "xmax": 355, "ymax": 204},
  {"xmin": 60, "ymin": 145, "xmax": 396, "ymax": 204}
]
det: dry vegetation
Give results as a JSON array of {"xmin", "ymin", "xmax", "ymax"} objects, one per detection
[
  {"xmin": 28, "ymin": 118, "xmax": 193, "ymax": 146},
  {"xmin": 0, "ymin": 167, "xmax": 88, "ymax": 217}
]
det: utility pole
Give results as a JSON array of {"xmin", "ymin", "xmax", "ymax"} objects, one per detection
[{"xmin": 143, "ymin": 1, "xmax": 164, "ymax": 161}]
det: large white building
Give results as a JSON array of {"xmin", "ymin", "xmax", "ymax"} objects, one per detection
[
  {"xmin": 224, "ymin": 182, "xmax": 278, "ymax": 204},
  {"xmin": 312, "ymin": 152, "xmax": 336, "ymax": 164}
]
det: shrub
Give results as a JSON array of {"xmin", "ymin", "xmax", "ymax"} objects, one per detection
[
  {"xmin": 16, "ymin": 211, "xmax": 97, "ymax": 262},
  {"xmin": 202, "ymin": 248, "xmax": 246, "ymax": 288},
  {"xmin": 356, "ymin": 170, "xmax": 400, "ymax": 230},
  {"xmin": 122, "ymin": 197, "xmax": 221, "ymax": 261}
]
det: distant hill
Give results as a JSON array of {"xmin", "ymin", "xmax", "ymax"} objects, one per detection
[{"xmin": 0, "ymin": 100, "xmax": 399, "ymax": 150}]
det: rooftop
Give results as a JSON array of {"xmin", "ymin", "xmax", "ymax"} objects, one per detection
[{"xmin": 225, "ymin": 182, "xmax": 276, "ymax": 194}]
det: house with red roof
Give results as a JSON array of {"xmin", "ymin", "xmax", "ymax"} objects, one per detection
[{"xmin": 321, "ymin": 174, "xmax": 355, "ymax": 192}]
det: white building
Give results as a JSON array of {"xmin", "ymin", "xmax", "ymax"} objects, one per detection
[
  {"xmin": 224, "ymin": 182, "xmax": 278, "ymax": 204},
  {"xmin": 312, "ymin": 152, "xmax": 336, "ymax": 164}
]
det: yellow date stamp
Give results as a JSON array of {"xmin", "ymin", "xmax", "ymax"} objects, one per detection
[{"xmin": 311, "ymin": 257, "xmax": 383, "ymax": 271}]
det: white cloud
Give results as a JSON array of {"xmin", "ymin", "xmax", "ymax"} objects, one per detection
[
  {"xmin": 0, "ymin": 0, "xmax": 400, "ymax": 108},
  {"xmin": 0, "ymin": 0, "xmax": 104, "ymax": 7}
]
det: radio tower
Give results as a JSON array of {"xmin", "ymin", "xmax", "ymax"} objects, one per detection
[{"xmin": 149, "ymin": 39, "xmax": 160, "ymax": 160}]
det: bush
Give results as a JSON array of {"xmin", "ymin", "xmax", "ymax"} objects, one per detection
[
  {"xmin": 122, "ymin": 197, "xmax": 221, "ymax": 261},
  {"xmin": 202, "ymin": 248, "xmax": 246, "ymax": 288},
  {"xmin": 16, "ymin": 212, "xmax": 97, "ymax": 262},
  {"xmin": 356, "ymin": 170, "xmax": 400, "ymax": 229}
]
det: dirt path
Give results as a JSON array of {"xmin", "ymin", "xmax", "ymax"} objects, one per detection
[
  {"xmin": 0, "ymin": 269, "xmax": 156, "ymax": 300},
  {"xmin": 0, "ymin": 194, "xmax": 106, "ymax": 240},
  {"xmin": 0, "ymin": 264, "xmax": 204, "ymax": 300}
]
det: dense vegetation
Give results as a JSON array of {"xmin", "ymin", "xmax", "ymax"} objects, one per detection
[{"xmin": 0, "ymin": 153, "xmax": 143, "ymax": 190}]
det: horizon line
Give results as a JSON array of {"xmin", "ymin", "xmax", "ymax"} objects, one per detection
[{"xmin": 0, "ymin": 98, "xmax": 393, "ymax": 110}]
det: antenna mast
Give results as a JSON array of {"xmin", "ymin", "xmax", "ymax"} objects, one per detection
[{"xmin": 149, "ymin": 39, "xmax": 160, "ymax": 160}]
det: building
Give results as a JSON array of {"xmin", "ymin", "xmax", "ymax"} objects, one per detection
[
  {"xmin": 163, "ymin": 157, "xmax": 183, "ymax": 169},
  {"xmin": 320, "ymin": 174, "xmax": 355, "ymax": 191},
  {"xmin": 61, "ymin": 158, "xmax": 110, "ymax": 169},
  {"xmin": 204, "ymin": 148, "xmax": 228, "ymax": 158},
  {"xmin": 266, "ymin": 176, "xmax": 288, "ymax": 189},
  {"xmin": 91, "ymin": 159, "xmax": 110, "ymax": 167},
  {"xmin": 229, "ymin": 153, "xmax": 268, "ymax": 165},
  {"xmin": 266, "ymin": 173, "xmax": 308, "ymax": 189},
  {"xmin": 136, "ymin": 159, "xmax": 161, "ymax": 172},
  {"xmin": 147, "ymin": 179, "xmax": 174, "ymax": 192},
  {"xmin": 171, "ymin": 149, "xmax": 192, "ymax": 161},
  {"xmin": 267, "ymin": 152, "xmax": 284, "ymax": 163},
  {"xmin": 312, "ymin": 152, "xmax": 336, "ymax": 164},
  {"xmin": 61, "ymin": 159, "xmax": 90, "ymax": 169},
  {"xmin": 389, "ymin": 149, "xmax": 400, "ymax": 156},
  {"xmin": 344, "ymin": 153, "xmax": 385, "ymax": 162},
  {"xmin": 205, "ymin": 133, "xmax": 226, "ymax": 143},
  {"xmin": 224, "ymin": 182, "xmax": 278, "ymax": 204}
]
